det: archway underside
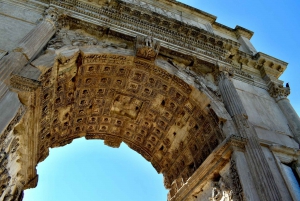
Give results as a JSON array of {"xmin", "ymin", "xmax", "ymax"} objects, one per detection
[{"xmin": 36, "ymin": 47, "xmax": 224, "ymax": 193}]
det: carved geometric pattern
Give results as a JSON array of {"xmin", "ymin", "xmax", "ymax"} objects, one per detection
[
  {"xmin": 37, "ymin": 52, "xmax": 224, "ymax": 193},
  {"xmin": 230, "ymin": 159, "xmax": 244, "ymax": 201}
]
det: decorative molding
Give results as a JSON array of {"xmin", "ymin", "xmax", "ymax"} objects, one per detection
[
  {"xmin": 267, "ymin": 81, "xmax": 290, "ymax": 99},
  {"xmin": 10, "ymin": 74, "xmax": 41, "ymax": 92},
  {"xmin": 229, "ymin": 159, "xmax": 244, "ymax": 201}
]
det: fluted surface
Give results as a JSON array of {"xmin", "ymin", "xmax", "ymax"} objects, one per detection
[
  {"xmin": 277, "ymin": 98, "xmax": 300, "ymax": 143},
  {"xmin": 16, "ymin": 20, "xmax": 56, "ymax": 60},
  {"xmin": 218, "ymin": 73, "xmax": 283, "ymax": 201}
]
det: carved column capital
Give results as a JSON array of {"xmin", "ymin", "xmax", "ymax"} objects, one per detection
[
  {"xmin": 44, "ymin": 7, "xmax": 68, "ymax": 29},
  {"xmin": 268, "ymin": 81, "xmax": 290, "ymax": 100},
  {"xmin": 215, "ymin": 65, "xmax": 235, "ymax": 85}
]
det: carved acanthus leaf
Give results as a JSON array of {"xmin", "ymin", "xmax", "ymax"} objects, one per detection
[{"xmin": 268, "ymin": 81, "xmax": 290, "ymax": 98}]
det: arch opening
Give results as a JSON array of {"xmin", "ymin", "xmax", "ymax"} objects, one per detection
[
  {"xmin": 24, "ymin": 138, "xmax": 168, "ymax": 201},
  {"xmin": 36, "ymin": 48, "xmax": 225, "ymax": 189}
]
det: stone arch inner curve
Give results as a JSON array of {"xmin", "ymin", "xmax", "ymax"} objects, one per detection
[{"xmin": 25, "ymin": 42, "xmax": 229, "ymax": 194}]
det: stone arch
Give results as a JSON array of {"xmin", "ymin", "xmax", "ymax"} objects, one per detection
[{"xmin": 8, "ymin": 38, "xmax": 234, "ymax": 200}]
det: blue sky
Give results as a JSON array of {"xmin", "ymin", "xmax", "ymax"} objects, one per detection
[{"xmin": 24, "ymin": 1, "xmax": 300, "ymax": 201}]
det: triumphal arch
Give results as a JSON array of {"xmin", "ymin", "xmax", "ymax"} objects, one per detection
[{"xmin": 0, "ymin": 0, "xmax": 300, "ymax": 200}]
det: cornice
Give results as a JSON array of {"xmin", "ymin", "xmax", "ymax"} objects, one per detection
[
  {"xmin": 171, "ymin": 135, "xmax": 247, "ymax": 201},
  {"xmin": 37, "ymin": 0, "xmax": 288, "ymax": 80}
]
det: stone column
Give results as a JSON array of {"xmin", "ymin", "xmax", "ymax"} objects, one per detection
[
  {"xmin": 0, "ymin": 7, "xmax": 58, "ymax": 99},
  {"xmin": 218, "ymin": 72, "xmax": 283, "ymax": 201},
  {"xmin": 0, "ymin": 7, "xmax": 59, "ymax": 201},
  {"xmin": 268, "ymin": 82, "xmax": 300, "ymax": 144},
  {"xmin": 15, "ymin": 8, "xmax": 58, "ymax": 61}
]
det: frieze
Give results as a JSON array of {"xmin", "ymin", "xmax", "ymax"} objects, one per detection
[
  {"xmin": 51, "ymin": 0, "xmax": 232, "ymax": 58},
  {"xmin": 82, "ymin": 54, "xmax": 133, "ymax": 65},
  {"xmin": 47, "ymin": 0, "xmax": 288, "ymax": 81}
]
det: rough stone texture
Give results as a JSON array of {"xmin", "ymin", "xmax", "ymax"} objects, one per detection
[{"xmin": 0, "ymin": 0, "xmax": 299, "ymax": 201}]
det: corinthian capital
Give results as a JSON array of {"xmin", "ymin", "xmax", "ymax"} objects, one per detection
[
  {"xmin": 268, "ymin": 81, "xmax": 290, "ymax": 99},
  {"xmin": 44, "ymin": 8, "xmax": 67, "ymax": 28},
  {"xmin": 216, "ymin": 65, "xmax": 234, "ymax": 84}
]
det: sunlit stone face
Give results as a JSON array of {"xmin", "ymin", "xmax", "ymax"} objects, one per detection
[{"xmin": 37, "ymin": 49, "xmax": 224, "ymax": 190}]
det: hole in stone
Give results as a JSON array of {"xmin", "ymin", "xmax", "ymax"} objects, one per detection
[
  {"xmin": 44, "ymin": 94, "xmax": 49, "ymax": 99},
  {"xmin": 194, "ymin": 145, "xmax": 198, "ymax": 151},
  {"xmin": 160, "ymin": 146, "xmax": 164, "ymax": 151},
  {"xmin": 212, "ymin": 174, "xmax": 221, "ymax": 182},
  {"xmin": 189, "ymin": 162, "xmax": 194, "ymax": 169},
  {"xmin": 173, "ymin": 132, "xmax": 176, "ymax": 136},
  {"xmin": 88, "ymin": 66, "xmax": 94, "ymax": 71},
  {"xmin": 161, "ymin": 100, "xmax": 165, "ymax": 106},
  {"xmin": 135, "ymin": 106, "xmax": 139, "ymax": 111},
  {"xmin": 119, "ymin": 68, "xmax": 125, "ymax": 73}
]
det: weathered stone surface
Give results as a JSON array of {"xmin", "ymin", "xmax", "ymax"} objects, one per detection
[{"xmin": 0, "ymin": 0, "xmax": 299, "ymax": 201}]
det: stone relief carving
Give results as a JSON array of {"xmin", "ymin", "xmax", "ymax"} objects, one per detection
[
  {"xmin": 35, "ymin": 48, "xmax": 225, "ymax": 198},
  {"xmin": 0, "ymin": 0, "xmax": 293, "ymax": 200},
  {"xmin": 0, "ymin": 150, "xmax": 10, "ymax": 198},
  {"xmin": 229, "ymin": 159, "xmax": 244, "ymax": 201},
  {"xmin": 111, "ymin": 94, "xmax": 143, "ymax": 119},
  {"xmin": 48, "ymin": 29, "xmax": 128, "ymax": 50},
  {"xmin": 209, "ymin": 178, "xmax": 233, "ymax": 201},
  {"xmin": 268, "ymin": 81, "xmax": 290, "ymax": 99},
  {"xmin": 135, "ymin": 35, "xmax": 160, "ymax": 61}
]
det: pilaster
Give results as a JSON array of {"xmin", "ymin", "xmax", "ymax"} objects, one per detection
[
  {"xmin": 0, "ymin": 7, "xmax": 59, "ymax": 201},
  {"xmin": 0, "ymin": 7, "xmax": 58, "ymax": 99},
  {"xmin": 267, "ymin": 79, "xmax": 300, "ymax": 144},
  {"xmin": 218, "ymin": 71, "xmax": 283, "ymax": 201}
]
